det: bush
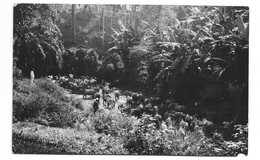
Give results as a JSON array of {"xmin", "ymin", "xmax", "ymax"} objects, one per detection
[
  {"xmin": 13, "ymin": 78, "xmax": 247, "ymax": 155},
  {"xmin": 13, "ymin": 67, "xmax": 23, "ymax": 79},
  {"xmin": 124, "ymin": 114, "xmax": 209, "ymax": 155},
  {"xmin": 71, "ymin": 99, "xmax": 85, "ymax": 111},
  {"xmin": 36, "ymin": 79, "xmax": 70, "ymax": 102},
  {"xmin": 90, "ymin": 110, "xmax": 138, "ymax": 137},
  {"xmin": 223, "ymin": 124, "xmax": 248, "ymax": 155},
  {"xmin": 13, "ymin": 122, "xmax": 129, "ymax": 154},
  {"xmin": 13, "ymin": 78, "xmax": 81, "ymax": 128},
  {"xmin": 124, "ymin": 113, "xmax": 247, "ymax": 156}
]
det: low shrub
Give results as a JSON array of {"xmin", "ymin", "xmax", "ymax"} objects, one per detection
[
  {"xmin": 36, "ymin": 79, "xmax": 70, "ymax": 102},
  {"xmin": 90, "ymin": 110, "xmax": 138, "ymax": 137},
  {"xmin": 71, "ymin": 99, "xmax": 85, "ymax": 111},
  {"xmin": 124, "ymin": 113, "xmax": 248, "ymax": 156},
  {"xmin": 124, "ymin": 114, "xmax": 208, "ymax": 155},
  {"xmin": 13, "ymin": 67, "xmax": 23, "ymax": 79},
  {"xmin": 12, "ymin": 122, "xmax": 129, "ymax": 154},
  {"xmin": 13, "ymin": 78, "xmax": 81, "ymax": 128}
]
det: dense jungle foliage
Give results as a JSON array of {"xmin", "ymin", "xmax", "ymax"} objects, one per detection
[{"xmin": 13, "ymin": 4, "xmax": 248, "ymax": 155}]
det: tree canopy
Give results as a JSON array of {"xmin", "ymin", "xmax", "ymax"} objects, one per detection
[{"xmin": 13, "ymin": 4, "xmax": 248, "ymax": 113}]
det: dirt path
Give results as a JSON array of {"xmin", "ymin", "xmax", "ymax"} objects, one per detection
[{"xmin": 65, "ymin": 89, "xmax": 127, "ymax": 113}]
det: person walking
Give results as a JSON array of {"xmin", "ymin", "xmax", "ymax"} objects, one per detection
[{"xmin": 30, "ymin": 69, "xmax": 35, "ymax": 85}]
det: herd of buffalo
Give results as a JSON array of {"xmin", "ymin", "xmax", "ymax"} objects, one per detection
[
  {"xmin": 45, "ymin": 74, "xmax": 191, "ymax": 123},
  {"xmin": 45, "ymin": 73, "xmax": 244, "ymax": 135},
  {"xmin": 38, "ymin": 73, "xmax": 247, "ymax": 141}
]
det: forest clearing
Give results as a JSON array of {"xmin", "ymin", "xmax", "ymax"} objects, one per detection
[{"xmin": 12, "ymin": 4, "xmax": 248, "ymax": 155}]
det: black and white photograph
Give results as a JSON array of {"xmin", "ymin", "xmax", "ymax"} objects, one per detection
[{"xmin": 7, "ymin": 0, "xmax": 253, "ymax": 157}]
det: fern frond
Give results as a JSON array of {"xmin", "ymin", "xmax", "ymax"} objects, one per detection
[
  {"xmin": 154, "ymin": 65, "xmax": 172, "ymax": 80},
  {"xmin": 140, "ymin": 20, "xmax": 151, "ymax": 26},
  {"xmin": 153, "ymin": 59, "xmax": 174, "ymax": 64},
  {"xmin": 118, "ymin": 20, "xmax": 127, "ymax": 31},
  {"xmin": 111, "ymin": 28, "xmax": 120, "ymax": 37},
  {"xmin": 36, "ymin": 43, "xmax": 46, "ymax": 59},
  {"xmin": 40, "ymin": 40, "xmax": 59, "ymax": 57},
  {"xmin": 204, "ymin": 57, "xmax": 231, "ymax": 66}
]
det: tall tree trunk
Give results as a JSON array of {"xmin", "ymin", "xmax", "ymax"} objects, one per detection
[
  {"xmin": 124, "ymin": 13, "xmax": 127, "ymax": 27},
  {"xmin": 71, "ymin": 4, "xmax": 76, "ymax": 44},
  {"xmin": 156, "ymin": 5, "xmax": 162, "ymax": 42},
  {"xmin": 128, "ymin": 13, "xmax": 131, "ymax": 24},
  {"xmin": 134, "ymin": 18, "xmax": 139, "ymax": 37},
  {"xmin": 102, "ymin": 8, "xmax": 105, "ymax": 49},
  {"xmin": 132, "ymin": 5, "xmax": 136, "ymax": 25},
  {"xmin": 154, "ymin": 5, "xmax": 162, "ymax": 43},
  {"xmin": 111, "ymin": 11, "xmax": 113, "ymax": 28}
]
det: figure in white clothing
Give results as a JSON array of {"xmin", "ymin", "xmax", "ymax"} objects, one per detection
[{"xmin": 30, "ymin": 70, "xmax": 35, "ymax": 85}]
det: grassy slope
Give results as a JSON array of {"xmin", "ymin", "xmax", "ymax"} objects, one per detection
[
  {"xmin": 12, "ymin": 78, "xmax": 131, "ymax": 154},
  {"xmin": 12, "ymin": 121, "xmax": 128, "ymax": 154}
]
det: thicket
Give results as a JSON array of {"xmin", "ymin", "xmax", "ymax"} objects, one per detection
[
  {"xmin": 13, "ymin": 111, "xmax": 248, "ymax": 155},
  {"xmin": 13, "ymin": 78, "xmax": 82, "ymax": 127},
  {"xmin": 13, "ymin": 5, "xmax": 248, "ymax": 99},
  {"xmin": 13, "ymin": 4, "xmax": 65, "ymax": 77}
]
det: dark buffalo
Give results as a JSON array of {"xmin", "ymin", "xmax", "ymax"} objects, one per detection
[
  {"xmin": 82, "ymin": 89, "xmax": 95, "ymax": 99},
  {"xmin": 132, "ymin": 93, "xmax": 144, "ymax": 105},
  {"xmin": 114, "ymin": 90, "xmax": 120, "ymax": 102}
]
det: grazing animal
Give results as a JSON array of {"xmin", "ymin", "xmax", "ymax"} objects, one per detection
[
  {"xmin": 93, "ymin": 98, "xmax": 99, "ymax": 114},
  {"xmin": 82, "ymin": 89, "xmax": 95, "ymax": 99},
  {"xmin": 126, "ymin": 96, "xmax": 133, "ymax": 105},
  {"xmin": 173, "ymin": 104, "xmax": 186, "ymax": 112},
  {"xmin": 47, "ymin": 75, "xmax": 53, "ymax": 81},
  {"xmin": 102, "ymin": 85, "xmax": 110, "ymax": 98},
  {"xmin": 122, "ymin": 106, "xmax": 131, "ymax": 115},
  {"xmin": 144, "ymin": 103, "xmax": 153, "ymax": 115},
  {"xmin": 68, "ymin": 74, "xmax": 73, "ymax": 79},
  {"xmin": 131, "ymin": 108, "xmax": 141, "ymax": 118},
  {"xmin": 53, "ymin": 76, "xmax": 58, "ymax": 80},
  {"xmin": 180, "ymin": 119, "xmax": 189, "ymax": 129},
  {"xmin": 89, "ymin": 78, "xmax": 97, "ymax": 85},
  {"xmin": 101, "ymin": 86, "xmax": 105, "ymax": 98},
  {"xmin": 131, "ymin": 104, "xmax": 144, "ymax": 118},
  {"xmin": 200, "ymin": 118, "xmax": 213, "ymax": 127},
  {"xmin": 143, "ymin": 98, "xmax": 150, "ymax": 105},
  {"xmin": 185, "ymin": 114, "xmax": 193, "ymax": 123},
  {"xmin": 154, "ymin": 113, "xmax": 163, "ymax": 129},
  {"xmin": 125, "ymin": 90, "xmax": 134, "ymax": 97},
  {"xmin": 92, "ymin": 86, "xmax": 100, "ymax": 92},
  {"xmin": 118, "ymin": 104, "xmax": 125, "ymax": 111},
  {"xmin": 114, "ymin": 90, "xmax": 120, "ymax": 102},
  {"xmin": 103, "ymin": 93, "xmax": 111, "ymax": 106},
  {"xmin": 153, "ymin": 105, "xmax": 159, "ymax": 116},
  {"xmin": 132, "ymin": 93, "xmax": 144, "ymax": 105},
  {"xmin": 107, "ymin": 98, "xmax": 115, "ymax": 109}
]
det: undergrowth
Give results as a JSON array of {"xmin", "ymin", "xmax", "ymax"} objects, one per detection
[
  {"xmin": 12, "ymin": 122, "xmax": 128, "ymax": 154},
  {"xmin": 13, "ymin": 78, "xmax": 81, "ymax": 127},
  {"xmin": 12, "ymin": 78, "xmax": 248, "ymax": 155}
]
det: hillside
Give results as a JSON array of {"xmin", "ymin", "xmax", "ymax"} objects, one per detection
[{"xmin": 12, "ymin": 78, "xmax": 248, "ymax": 155}]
